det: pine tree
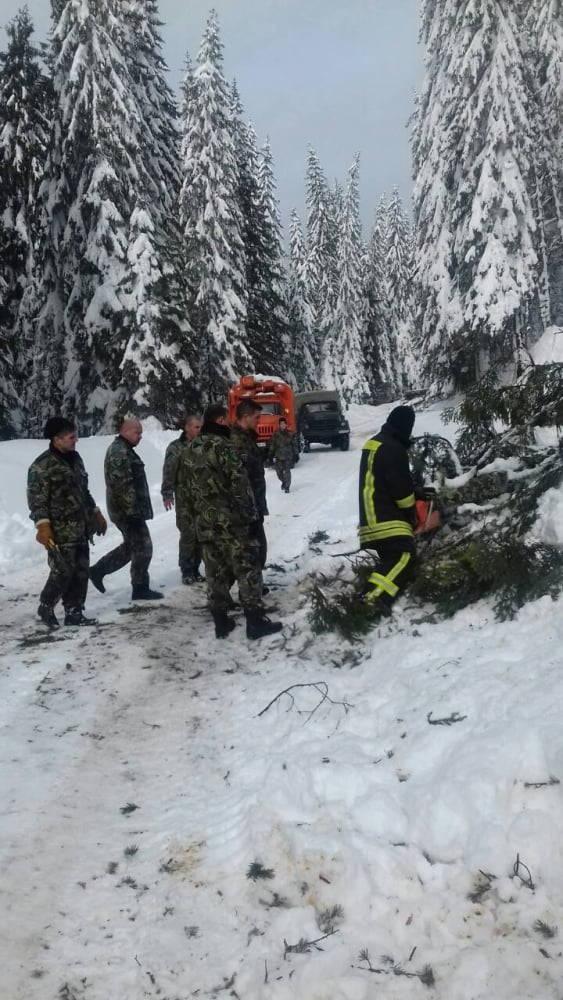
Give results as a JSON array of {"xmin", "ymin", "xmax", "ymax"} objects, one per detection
[
  {"xmin": 524, "ymin": 0, "xmax": 563, "ymax": 327},
  {"xmin": 0, "ymin": 8, "xmax": 49, "ymax": 435},
  {"xmin": 362, "ymin": 193, "xmax": 395, "ymax": 399},
  {"xmin": 29, "ymin": 0, "xmax": 143, "ymax": 431},
  {"xmin": 118, "ymin": 0, "xmax": 195, "ymax": 423},
  {"xmin": 306, "ymin": 147, "xmax": 339, "ymax": 371},
  {"xmin": 179, "ymin": 11, "xmax": 250, "ymax": 402},
  {"xmin": 386, "ymin": 187, "xmax": 415, "ymax": 389},
  {"xmin": 253, "ymin": 137, "xmax": 289, "ymax": 374},
  {"xmin": 321, "ymin": 156, "xmax": 369, "ymax": 403},
  {"xmin": 413, "ymin": 0, "xmax": 540, "ymax": 388},
  {"xmin": 286, "ymin": 209, "xmax": 316, "ymax": 390}
]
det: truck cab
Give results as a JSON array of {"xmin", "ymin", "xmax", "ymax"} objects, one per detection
[
  {"xmin": 294, "ymin": 390, "xmax": 350, "ymax": 452},
  {"xmin": 228, "ymin": 375, "xmax": 297, "ymax": 450}
]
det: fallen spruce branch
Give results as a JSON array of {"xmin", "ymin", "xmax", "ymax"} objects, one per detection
[
  {"xmin": 356, "ymin": 950, "xmax": 435, "ymax": 987},
  {"xmin": 284, "ymin": 930, "xmax": 338, "ymax": 958},
  {"xmin": 513, "ymin": 853, "xmax": 535, "ymax": 890},
  {"xmin": 257, "ymin": 682, "xmax": 353, "ymax": 722},
  {"xmin": 427, "ymin": 711, "xmax": 467, "ymax": 726},
  {"xmin": 523, "ymin": 775, "xmax": 560, "ymax": 789}
]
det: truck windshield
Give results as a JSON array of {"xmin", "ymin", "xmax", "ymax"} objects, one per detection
[
  {"xmin": 258, "ymin": 402, "xmax": 282, "ymax": 415},
  {"xmin": 304, "ymin": 401, "xmax": 338, "ymax": 414}
]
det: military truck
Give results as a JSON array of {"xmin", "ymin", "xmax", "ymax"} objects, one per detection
[{"xmin": 294, "ymin": 390, "xmax": 350, "ymax": 452}]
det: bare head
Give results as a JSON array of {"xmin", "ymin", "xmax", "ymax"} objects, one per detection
[
  {"xmin": 279, "ymin": 418, "xmax": 288, "ymax": 430},
  {"xmin": 184, "ymin": 414, "xmax": 203, "ymax": 440},
  {"xmin": 235, "ymin": 398, "xmax": 262, "ymax": 431},
  {"xmin": 120, "ymin": 417, "xmax": 143, "ymax": 446},
  {"xmin": 44, "ymin": 416, "xmax": 78, "ymax": 453},
  {"xmin": 203, "ymin": 403, "xmax": 229, "ymax": 427}
]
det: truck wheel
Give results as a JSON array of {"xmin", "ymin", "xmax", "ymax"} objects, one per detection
[
  {"xmin": 330, "ymin": 440, "xmax": 338, "ymax": 449},
  {"xmin": 340, "ymin": 436, "xmax": 350, "ymax": 452}
]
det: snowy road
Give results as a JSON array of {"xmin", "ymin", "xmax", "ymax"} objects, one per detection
[{"xmin": 2, "ymin": 404, "xmax": 563, "ymax": 1000}]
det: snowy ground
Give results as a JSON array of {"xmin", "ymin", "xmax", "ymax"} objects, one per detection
[{"xmin": 2, "ymin": 402, "xmax": 563, "ymax": 1000}]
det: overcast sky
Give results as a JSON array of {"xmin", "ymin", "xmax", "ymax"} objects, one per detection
[{"xmin": 1, "ymin": 0, "xmax": 422, "ymax": 233}]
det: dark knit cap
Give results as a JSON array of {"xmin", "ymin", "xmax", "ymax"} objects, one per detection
[
  {"xmin": 44, "ymin": 416, "xmax": 76, "ymax": 440},
  {"xmin": 387, "ymin": 405, "xmax": 415, "ymax": 438}
]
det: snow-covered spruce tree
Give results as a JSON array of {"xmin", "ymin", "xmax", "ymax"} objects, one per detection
[
  {"xmin": 253, "ymin": 137, "xmax": 290, "ymax": 375},
  {"xmin": 362, "ymin": 193, "xmax": 395, "ymax": 401},
  {"xmin": 28, "ymin": 0, "xmax": 143, "ymax": 432},
  {"xmin": 451, "ymin": 0, "xmax": 539, "ymax": 378},
  {"xmin": 305, "ymin": 147, "xmax": 339, "ymax": 375},
  {"xmin": 414, "ymin": 0, "xmax": 540, "ymax": 389},
  {"xmin": 523, "ymin": 0, "xmax": 563, "ymax": 328},
  {"xmin": 0, "ymin": 8, "xmax": 49, "ymax": 436},
  {"xmin": 286, "ymin": 209, "xmax": 317, "ymax": 390},
  {"xmin": 179, "ymin": 12, "xmax": 250, "ymax": 402},
  {"xmin": 321, "ymin": 155, "xmax": 369, "ymax": 403},
  {"xmin": 386, "ymin": 187, "xmax": 416, "ymax": 390},
  {"xmin": 118, "ymin": 1, "xmax": 196, "ymax": 424},
  {"xmin": 411, "ymin": 0, "xmax": 461, "ymax": 390}
]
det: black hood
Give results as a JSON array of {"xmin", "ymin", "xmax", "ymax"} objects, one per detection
[{"xmin": 382, "ymin": 405, "xmax": 415, "ymax": 448}]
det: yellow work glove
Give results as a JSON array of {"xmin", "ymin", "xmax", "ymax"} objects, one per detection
[{"xmin": 36, "ymin": 521, "xmax": 55, "ymax": 548}]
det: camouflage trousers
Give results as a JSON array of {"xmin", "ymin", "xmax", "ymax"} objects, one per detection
[
  {"xmin": 177, "ymin": 511, "xmax": 202, "ymax": 576},
  {"xmin": 41, "ymin": 538, "xmax": 90, "ymax": 611},
  {"xmin": 362, "ymin": 537, "xmax": 417, "ymax": 607},
  {"xmin": 274, "ymin": 459, "xmax": 292, "ymax": 491},
  {"xmin": 202, "ymin": 532, "xmax": 263, "ymax": 613},
  {"xmin": 93, "ymin": 519, "xmax": 152, "ymax": 588}
]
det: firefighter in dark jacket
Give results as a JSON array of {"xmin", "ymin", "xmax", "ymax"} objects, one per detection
[{"xmin": 358, "ymin": 405, "xmax": 417, "ymax": 610}]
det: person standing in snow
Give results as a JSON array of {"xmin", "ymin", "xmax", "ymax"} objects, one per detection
[
  {"xmin": 176, "ymin": 403, "xmax": 282, "ymax": 641},
  {"xmin": 89, "ymin": 417, "xmax": 162, "ymax": 601},
  {"xmin": 230, "ymin": 399, "xmax": 269, "ymax": 573},
  {"xmin": 358, "ymin": 405, "xmax": 418, "ymax": 611},
  {"xmin": 268, "ymin": 418, "xmax": 295, "ymax": 493},
  {"xmin": 27, "ymin": 416, "xmax": 107, "ymax": 629},
  {"xmin": 161, "ymin": 413, "xmax": 203, "ymax": 584}
]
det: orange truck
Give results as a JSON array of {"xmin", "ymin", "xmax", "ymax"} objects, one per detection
[{"xmin": 228, "ymin": 375, "xmax": 297, "ymax": 449}]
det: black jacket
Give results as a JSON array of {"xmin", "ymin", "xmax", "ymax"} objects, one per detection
[{"xmin": 358, "ymin": 423, "xmax": 416, "ymax": 546}]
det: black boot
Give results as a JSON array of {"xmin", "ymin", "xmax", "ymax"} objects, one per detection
[
  {"xmin": 89, "ymin": 564, "xmax": 105, "ymax": 594},
  {"xmin": 212, "ymin": 610, "xmax": 236, "ymax": 639},
  {"xmin": 37, "ymin": 603, "xmax": 60, "ymax": 629},
  {"xmin": 245, "ymin": 609, "xmax": 283, "ymax": 640},
  {"xmin": 131, "ymin": 585, "xmax": 163, "ymax": 600},
  {"xmin": 64, "ymin": 607, "xmax": 98, "ymax": 626}
]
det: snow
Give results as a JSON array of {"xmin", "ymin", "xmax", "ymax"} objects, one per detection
[
  {"xmin": 530, "ymin": 326, "xmax": 563, "ymax": 365},
  {"xmin": 3, "ymin": 403, "xmax": 563, "ymax": 999}
]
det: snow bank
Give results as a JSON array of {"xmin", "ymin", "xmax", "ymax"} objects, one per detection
[{"xmin": 530, "ymin": 326, "xmax": 563, "ymax": 364}]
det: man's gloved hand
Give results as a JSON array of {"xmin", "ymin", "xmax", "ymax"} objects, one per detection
[
  {"xmin": 36, "ymin": 520, "xmax": 54, "ymax": 548},
  {"xmin": 163, "ymin": 496, "xmax": 174, "ymax": 511},
  {"xmin": 93, "ymin": 509, "xmax": 107, "ymax": 536}
]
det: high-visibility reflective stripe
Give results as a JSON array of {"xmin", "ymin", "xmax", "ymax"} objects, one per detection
[
  {"xmin": 359, "ymin": 521, "xmax": 414, "ymax": 543},
  {"xmin": 396, "ymin": 493, "xmax": 415, "ymax": 509},
  {"xmin": 387, "ymin": 551, "xmax": 411, "ymax": 584},
  {"xmin": 367, "ymin": 571, "xmax": 398, "ymax": 598},
  {"xmin": 361, "ymin": 440, "xmax": 381, "ymax": 529},
  {"xmin": 366, "ymin": 551, "xmax": 412, "ymax": 604}
]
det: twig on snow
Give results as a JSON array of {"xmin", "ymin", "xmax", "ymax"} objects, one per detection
[{"xmin": 257, "ymin": 682, "xmax": 353, "ymax": 722}]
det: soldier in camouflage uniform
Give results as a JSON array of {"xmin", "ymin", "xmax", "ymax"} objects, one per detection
[
  {"xmin": 269, "ymin": 418, "xmax": 295, "ymax": 493},
  {"xmin": 89, "ymin": 418, "xmax": 162, "ymax": 601},
  {"xmin": 27, "ymin": 416, "xmax": 107, "ymax": 628},
  {"xmin": 230, "ymin": 398, "xmax": 269, "ymax": 570},
  {"xmin": 177, "ymin": 403, "xmax": 282, "ymax": 640},
  {"xmin": 161, "ymin": 413, "xmax": 202, "ymax": 584}
]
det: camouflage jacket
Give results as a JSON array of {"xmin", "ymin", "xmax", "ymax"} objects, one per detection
[
  {"xmin": 27, "ymin": 446, "xmax": 98, "ymax": 545},
  {"xmin": 269, "ymin": 428, "xmax": 295, "ymax": 463},
  {"xmin": 161, "ymin": 433, "xmax": 189, "ymax": 503},
  {"xmin": 176, "ymin": 422, "xmax": 257, "ymax": 542},
  {"xmin": 105, "ymin": 436, "xmax": 153, "ymax": 523},
  {"xmin": 230, "ymin": 423, "xmax": 268, "ymax": 517}
]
